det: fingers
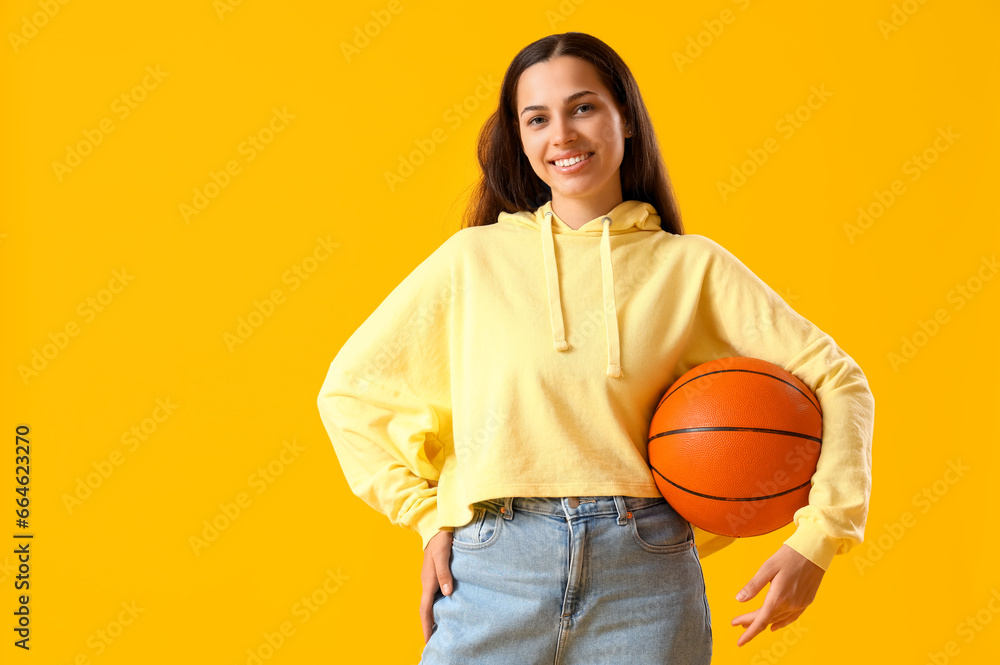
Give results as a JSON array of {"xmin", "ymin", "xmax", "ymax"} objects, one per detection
[
  {"xmin": 736, "ymin": 560, "xmax": 776, "ymax": 602},
  {"xmin": 733, "ymin": 580, "xmax": 782, "ymax": 647},
  {"xmin": 769, "ymin": 610, "xmax": 803, "ymax": 631},
  {"xmin": 419, "ymin": 586, "xmax": 437, "ymax": 642},
  {"xmin": 419, "ymin": 530, "xmax": 454, "ymax": 644},
  {"xmin": 419, "ymin": 582, "xmax": 445, "ymax": 643},
  {"xmin": 731, "ymin": 601, "xmax": 803, "ymax": 646},
  {"xmin": 730, "ymin": 607, "xmax": 757, "ymax": 627},
  {"xmin": 434, "ymin": 541, "xmax": 454, "ymax": 596},
  {"xmin": 731, "ymin": 554, "xmax": 815, "ymax": 647},
  {"xmin": 730, "ymin": 606, "xmax": 794, "ymax": 628},
  {"xmin": 735, "ymin": 609, "xmax": 772, "ymax": 647}
]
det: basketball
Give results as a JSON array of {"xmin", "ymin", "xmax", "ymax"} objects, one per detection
[{"xmin": 647, "ymin": 356, "xmax": 822, "ymax": 538}]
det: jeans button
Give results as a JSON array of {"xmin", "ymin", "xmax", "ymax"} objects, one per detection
[{"xmin": 566, "ymin": 497, "xmax": 579, "ymax": 508}]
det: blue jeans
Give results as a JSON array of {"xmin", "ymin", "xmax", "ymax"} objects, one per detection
[{"xmin": 419, "ymin": 496, "xmax": 713, "ymax": 664}]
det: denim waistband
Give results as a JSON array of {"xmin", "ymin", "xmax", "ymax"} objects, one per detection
[{"xmin": 480, "ymin": 496, "xmax": 668, "ymax": 525}]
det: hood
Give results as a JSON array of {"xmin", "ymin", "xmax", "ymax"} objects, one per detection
[{"xmin": 497, "ymin": 199, "xmax": 662, "ymax": 379}]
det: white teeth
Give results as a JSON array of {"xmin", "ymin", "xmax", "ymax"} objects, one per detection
[{"xmin": 553, "ymin": 152, "xmax": 591, "ymax": 167}]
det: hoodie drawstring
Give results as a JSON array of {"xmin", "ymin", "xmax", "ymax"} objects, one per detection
[
  {"xmin": 541, "ymin": 211, "xmax": 623, "ymax": 378},
  {"xmin": 541, "ymin": 211, "xmax": 569, "ymax": 352},
  {"xmin": 600, "ymin": 218, "xmax": 623, "ymax": 378}
]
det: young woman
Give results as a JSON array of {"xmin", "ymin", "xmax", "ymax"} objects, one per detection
[{"xmin": 317, "ymin": 32, "xmax": 874, "ymax": 664}]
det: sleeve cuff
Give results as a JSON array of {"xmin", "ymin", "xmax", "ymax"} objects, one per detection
[
  {"xmin": 782, "ymin": 519, "xmax": 847, "ymax": 572},
  {"xmin": 413, "ymin": 503, "xmax": 452, "ymax": 550}
]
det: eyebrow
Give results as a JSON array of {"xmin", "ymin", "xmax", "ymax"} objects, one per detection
[{"xmin": 520, "ymin": 90, "xmax": 597, "ymax": 117}]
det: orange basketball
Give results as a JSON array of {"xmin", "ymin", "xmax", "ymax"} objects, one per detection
[{"xmin": 647, "ymin": 356, "xmax": 822, "ymax": 538}]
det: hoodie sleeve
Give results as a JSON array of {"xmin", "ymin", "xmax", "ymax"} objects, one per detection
[
  {"xmin": 317, "ymin": 236, "xmax": 458, "ymax": 551},
  {"xmin": 686, "ymin": 235, "xmax": 875, "ymax": 571}
]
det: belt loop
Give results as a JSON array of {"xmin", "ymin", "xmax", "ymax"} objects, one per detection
[
  {"xmin": 501, "ymin": 497, "xmax": 514, "ymax": 521},
  {"xmin": 613, "ymin": 495, "xmax": 629, "ymax": 526}
]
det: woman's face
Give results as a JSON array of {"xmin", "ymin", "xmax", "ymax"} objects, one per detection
[{"xmin": 515, "ymin": 55, "xmax": 629, "ymax": 210}]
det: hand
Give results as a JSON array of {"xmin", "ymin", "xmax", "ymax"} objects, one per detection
[
  {"xmin": 419, "ymin": 530, "xmax": 454, "ymax": 643},
  {"xmin": 730, "ymin": 544, "xmax": 825, "ymax": 647}
]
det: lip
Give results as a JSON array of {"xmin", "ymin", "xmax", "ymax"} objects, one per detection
[{"xmin": 549, "ymin": 151, "xmax": 594, "ymax": 173}]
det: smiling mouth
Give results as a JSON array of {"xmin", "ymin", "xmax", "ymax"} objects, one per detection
[{"xmin": 550, "ymin": 151, "xmax": 595, "ymax": 167}]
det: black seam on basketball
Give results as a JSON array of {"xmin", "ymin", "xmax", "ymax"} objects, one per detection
[
  {"xmin": 649, "ymin": 463, "xmax": 812, "ymax": 501},
  {"xmin": 648, "ymin": 426, "xmax": 822, "ymax": 444},
  {"xmin": 656, "ymin": 368, "xmax": 821, "ymax": 415}
]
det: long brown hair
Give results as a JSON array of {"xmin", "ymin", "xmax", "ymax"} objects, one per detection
[{"xmin": 461, "ymin": 32, "xmax": 684, "ymax": 235}]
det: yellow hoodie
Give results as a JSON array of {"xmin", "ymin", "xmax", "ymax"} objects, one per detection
[{"xmin": 316, "ymin": 199, "xmax": 875, "ymax": 571}]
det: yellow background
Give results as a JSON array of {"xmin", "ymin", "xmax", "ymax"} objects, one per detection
[{"xmin": 3, "ymin": 0, "xmax": 999, "ymax": 663}]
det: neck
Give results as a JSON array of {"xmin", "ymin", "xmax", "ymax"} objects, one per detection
[{"xmin": 550, "ymin": 190, "xmax": 624, "ymax": 230}]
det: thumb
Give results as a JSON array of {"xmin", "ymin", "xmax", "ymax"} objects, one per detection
[{"xmin": 736, "ymin": 563, "xmax": 771, "ymax": 602}]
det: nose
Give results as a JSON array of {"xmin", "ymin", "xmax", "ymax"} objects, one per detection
[{"xmin": 550, "ymin": 114, "xmax": 577, "ymax": 145}]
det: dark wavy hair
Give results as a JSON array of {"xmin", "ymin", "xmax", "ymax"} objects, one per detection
[{"xmin": 460, "ymin": 32, "xmax": 683, "ymax": 235}]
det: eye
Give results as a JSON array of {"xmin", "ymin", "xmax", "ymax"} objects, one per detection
[{"xmin": 527, "ymin": 103, "xmax": 596, "ymax": 127}]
